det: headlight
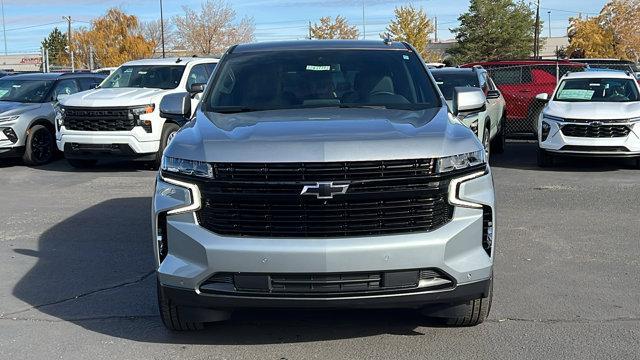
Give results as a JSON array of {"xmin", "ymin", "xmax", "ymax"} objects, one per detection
[
  {"xmin": 436, "ymin": 150, "xmax": 485, "ymax": 173},
  {"xmin": 55, "ymin": 108, "xmax": 65, "ymax": 127},
  {"xmin": 0, "ymin": 115, "xmax": 19, "ymax": 123},
  {"xmin": 161, "ymin": 156, "xmax": 213, "ymax": 178},
  {"xmin": 130, "ymin": 104, "xmax": 155, "ymax": 116},
  {"xmin": 542, "ymin": 114, "xmax": 564, "ymax": 122}
]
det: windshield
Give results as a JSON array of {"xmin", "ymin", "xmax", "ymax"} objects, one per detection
[
  {"xmin": 101, "ymin": 65, "xmax": 185, "ymax": 90},
  {"xmin": 0, "ymin": 79, "xmax": 53, "ymax": 103},
  {"xmin": 554, "ymin": 78, "xmax": 640, "ymax": 103},
  {"xmin": 205, "ymin": 49, "xmax": 441, "ymax": 113},
  {"xmin": 431, "ymin": 71, "xmax": 480, "ymax": 101}
]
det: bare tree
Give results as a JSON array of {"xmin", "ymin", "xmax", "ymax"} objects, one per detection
[
  {"xmin": 140, "ymin": 19, "xmax": 175, "ymax": 55},
  {"xmin": 173, "ymin": 0, "xmax": 255, "ymax": 56}
]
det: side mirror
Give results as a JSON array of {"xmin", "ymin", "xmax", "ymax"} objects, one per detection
[
  {"xmin": 160, "ymin": 92, "xmax": 191, "ymax": 119},
  {"xmin": 188, "ymin": 83, "xmax": 206, "ymax": 95},
  {"xmin": 486, "ymin": 89, "xmax": 501, "ymax": 100},
  {"xmin": 452, "ymin": 87, "xmax": 486, "ymax": 116},
  {"xmin": 536, "ymin": 93, "xmax": 549, "ymax": 101}
]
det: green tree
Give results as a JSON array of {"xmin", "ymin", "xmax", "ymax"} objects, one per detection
[
  {"xmin": 382, "ymin": 5, "xmax": 438, "ymax": 62},
  {"xmin": 41, "ymin": 27, "xmax": 68, "ymax": 66},
  {"xmin": 449, "ymin": 0, "xmax": 541, "ymax": 62},
  {"xmin": 309, "ymin": 16, "xmax": 359, "ymax": 40}
]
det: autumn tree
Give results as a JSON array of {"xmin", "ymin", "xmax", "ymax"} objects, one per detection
[
  {"xmin": 449, "ymin": 0, "xmax": 540, "ymax": 62},
  {"xmin": 382, "ymin": 5, "xmax": 438, "ymax": 62},
  {"xmin": 173, "ymin": 0, "xmax": 254, "ymax": 56},
  {"xmin": 569, "ymin": 0, "xmax": 640, "ymax": 61},
  {"xmin": 567, "ymin": 17, "xmax": 616, "ymax": 59},
  {"xmin": 309, "ymin": 16, "xmax": 359, "ymax": 40},
  {"xmin": 72, "ymin": 8, "xmax": 154, "ymax": 68},
  {"xmin": 41, "ymin": 27, "xmax": 68, "ymax": 66}
]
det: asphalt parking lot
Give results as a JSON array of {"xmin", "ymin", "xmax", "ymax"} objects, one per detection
[{"xmin": 0, "ymin": 141, "xmax": 638, "ymax": 360}]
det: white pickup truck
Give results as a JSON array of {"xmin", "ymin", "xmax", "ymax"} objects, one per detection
[{"xmin": 56, "ymin": 57, "xmax": 218, "ymax": 168}]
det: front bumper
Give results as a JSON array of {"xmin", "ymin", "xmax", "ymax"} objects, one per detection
[
  {"xmin": 538, "ymin": 119, "xmax": 640, "ymax": 157},
  {"xmin": 153, "ymin": 170, "xmax": 495, "ymax": 309},
  {"xmin": 57, "ymin": 128, "xmax": 160, "ymax": 157}
]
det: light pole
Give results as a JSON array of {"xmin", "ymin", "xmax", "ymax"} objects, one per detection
[
  {"xmin": 160, "ymin": 0, "xmax": 165, "ymax": 58},
  {"xmin": 1, "ymin": 0, "xmax": 7, "ymax": 55},
  {"xmin": 548, "ymin": 11, "xmax": 551, "ymax": 38},
  {"xmin": 533, "ymin": 0, "xmax": 540, "ymax": 59},
  {"xmin": 63, "ymin": 16, "xmax": 74, "ymax": 72},
  {"xmin": 362, "ymin": 0, "xmax": 366, "ymax": 40}
]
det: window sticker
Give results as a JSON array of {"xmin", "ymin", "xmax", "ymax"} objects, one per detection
[
  {"xmin": 306, "ymin": 65, "xmax": 331, "ymax": 71},
  {"xmin": 403, "ymin": 54, "xmax": 409, "ymax": 60},
  {"xmin": 557, "ymin": 89, "xmax": 595, "ymax": 100}
]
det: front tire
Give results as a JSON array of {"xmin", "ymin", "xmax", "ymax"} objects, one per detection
[
  {"xmin": 22, "ymin": 124, "xmax": 55, "ymax": 166},
  {"xmin": 422, "ymin": 278, "xmax": 493, "ymax": 327},
  {"xmin": 482, "ymin": 124, "xmax": 491, "ymax": 160},
  {"xmin": 157, "ymin": 279, "xmax": 204, "ymax": 331},
  {"xmin": 152, "ymin": 122, "xmax": 180, "ymax": 169},
  {"xmin": 537, "ymin": 148, "xmax": 554, "ymax": 167}
]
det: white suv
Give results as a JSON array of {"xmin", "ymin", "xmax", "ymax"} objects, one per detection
[
  {"xmin": 536, "ymin": 70, "xmax": 640, "ymax": 167},
  {"xmin": 56, "ymin": 57, "xmax": 218, "ymax": 168}
]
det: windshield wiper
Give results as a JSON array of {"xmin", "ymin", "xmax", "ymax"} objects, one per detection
[{"xmin": 338, "ymin": 104, "xmax": 388, "ymax": 109}]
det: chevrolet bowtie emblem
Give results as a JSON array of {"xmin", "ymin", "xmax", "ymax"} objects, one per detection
[{"xmin": 300, "ymin": 182, "xmax": 349, "ymax": 199}]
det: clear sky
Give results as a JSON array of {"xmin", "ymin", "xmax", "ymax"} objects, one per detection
[{"xmin": 0, "ymin": 0, "xmax": 609, "ymax": 54}]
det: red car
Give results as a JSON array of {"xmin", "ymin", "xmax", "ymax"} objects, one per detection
[{"xmin": 462, "ymin": 60, "xmax": 586, "ymax": 135}]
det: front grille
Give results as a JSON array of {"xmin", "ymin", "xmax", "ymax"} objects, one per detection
[
  {"xmin": 199, "ymin": 269, "xmax": 454, "ymax": 297},
  {"xmin": 64, "ymin": 107, "xmax": 135, "ymax": 131},
  {"xmin": 184, "ymin": 159, "xmax": 466, "ymax": 238},
  {"xmin": 561, "ymin": 124, "xmax": 630, "ymax": 138}
]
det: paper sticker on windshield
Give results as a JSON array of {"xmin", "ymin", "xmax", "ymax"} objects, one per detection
[
  {"xmin": 557, "ymin": 89, "xmax": 595, "ymax": 100},
  {"xmin": 306, "ymin": 65, "xmax": 331, "ymax": 71},
  {"xmin": 403, "ymin": 55, "xmax": 409, "ymax": 60}
]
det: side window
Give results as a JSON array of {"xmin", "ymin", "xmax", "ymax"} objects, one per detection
[
  {"xmin": 186, "ymin": 64, "xmax": 211, "ymax": 90},
  {"xmin": 78, "ymin": 77, "xmax": 102, "ymax": 91},
  {"xmin": 490, "ymin": 67, "xmax": 522, "ymax": 85},
  {"xmin": 51, "ymin": 79, "xmax": 79, "ymax": 100},
  {"xmin": 479, "ymin": 72, "xmax": 489, "ymax": 94},
  {"xmin": 204, "ymin": 63, "xmax": 217, "ymax": 75}
]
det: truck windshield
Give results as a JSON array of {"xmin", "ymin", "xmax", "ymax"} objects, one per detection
[
  {"xmin": 431, "ymin": 71, "xmax": 480, "ymax": 101},
  {"xmin": 101, "ymin": 65, "xmax": 185, "ymax": 90},
  {"xmin": 554, "ymin": 78, "xmax": 640, "ymax": 102},
  {"xmin": 0, "ymin": 79, "xmax": 53, "ymax": 103},
  {"xmin": 205, "ymin": 49, "xmax": 441, "ymax": 113}
]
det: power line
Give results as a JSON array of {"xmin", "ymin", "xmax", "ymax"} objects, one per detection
[{"xmin": 5, "ymin": 21, "xmax": 66, "ymax": 32}]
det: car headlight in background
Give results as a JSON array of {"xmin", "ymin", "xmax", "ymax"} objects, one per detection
[
  {"xmin": 541, "ymin": 122, "xmax": 551, "ymax": 141},
  {"xmin": 0, "ymin": 115, "xmax": 19, "ymax": 123},
  {"xmin": 161, "ymin": 156, "xmax": 213, "ymax": 178},
  {"xmin": 436, "ymin": 150, "xmax": 485, "ymax": 173}
]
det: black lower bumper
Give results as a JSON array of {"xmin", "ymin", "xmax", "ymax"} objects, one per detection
[
  {"xmin": 0, "ymin": 146, "xmax": 25, "ymax": 159},
  {"xmin": 160, "ymin": 278, "xmax": 491, "ymax": 311},
  {"xmin": 63, "ymin": 143, "xmax": 156, "ymax": 161}
]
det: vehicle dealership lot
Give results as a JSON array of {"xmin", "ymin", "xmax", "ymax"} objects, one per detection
[{"xmin": 0, "ymin": 141, "xmax": 638, "ymax": 360}]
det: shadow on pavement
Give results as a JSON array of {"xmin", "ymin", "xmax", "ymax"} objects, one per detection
[
  {"xmin": 491, "ymin": 140, "xmax": 639, "ymax": 172},
  {"xmin": 12, "ymin": 197, "xmax": 440, "ymax": 344}
]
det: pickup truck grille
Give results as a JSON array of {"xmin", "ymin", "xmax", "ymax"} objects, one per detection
[
  {"xmin": 63, "ymin": 107, "xmax": 135, "ymax": 131},
  {"xmin": 561, "ymin": 124, "xmax": 630, "ymax": 138},
  {"xmin": 184, "ymin": 159, "xmax": 466, "ymax": 238}
]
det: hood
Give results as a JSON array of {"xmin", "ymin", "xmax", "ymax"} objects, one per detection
[
  {"xmin": 166, "ymin": 107, "xmax": 482, "ymax": 163},
  {"xmin": 545, "ymin": 101, "xmax": 640, "ymax": 120},
  {"xmin": 59, "ymin": 88, "xmax": 167, "ymax": 107},
  {"xmin": 0, "ymin": 101, "xmax": 42, "ymax": 115}
]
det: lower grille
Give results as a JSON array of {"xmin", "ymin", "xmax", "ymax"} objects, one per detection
[
  {"xmin": 560, "ymin": 145, "xmax": 630, "ymax": 152},
  {"xmin": 64, "ymin": 107, "xmax": 135, "ymax": 131},
  {"xmin": 561, "ymin": 124, "xmax": 630, "ymax": 138},
  {"xmin": 200, "ymin": 269, "xmax": 454, "ymax": 297},
  {"xmin": 482, "ymin": 206, "xmax": 493, "ymax": 257}
]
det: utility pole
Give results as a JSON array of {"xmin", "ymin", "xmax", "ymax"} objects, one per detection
[
  {"xmin": 434, "ymin": 16, "xmax": 438, "ymax": 43},
  {"xmin": 548, "ymin": 11, "xmax": 551, "ymax": 38},
  {"xmin": 362, "ymin": 0, "xmax": 366, "ymax": 40},
  {"xmin": 533, "ymin": 0, "xmax": 540, "ymax": 59},
  {"xmin": 89, "ymin": 45, "xmax": 94, "ymax": 71},
  {"xmin": 160, "ymin": 0, "xmax": 165, "ymax": 58},
  {"xmin": 308, "ymin": 21, "xmax": 312, "ymax": 39},
  {"xmin": 1, "ymin": 0, "xmax": 7, "ymax": 55},
  {"xmin": 63, "ymin": 16, "xmax": 74, "ymax": 72}
]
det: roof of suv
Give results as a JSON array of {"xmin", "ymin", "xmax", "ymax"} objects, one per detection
[
  {"xmin": 430, "ymin": 67, "xmax": 485, "ymax": 75},
  {"xmin": 121, "ymin": 57, "xmax": 219, "ymax": 67},
  {"xmin": 232, "ymin": 40, "xmax": 410, "ymax": 53},
  {"xmin": 1, "ymin": 72, "xmax": 103, "ymax": 81},
  {"xmin": 563, "ymin": 70, "xmax": 635, "ymax": 80}
]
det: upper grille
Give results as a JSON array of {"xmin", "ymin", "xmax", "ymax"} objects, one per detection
[
  {"xmin": 179, "ymin": 159, "xmax": 469, "ymax": 238},
  {"xmin": 561, "ymin": 124, "xmax": 630, "ymax": 138},
  {"xmin": 63, "ymin": 107, "xmax": 135, "ymax": 131}
]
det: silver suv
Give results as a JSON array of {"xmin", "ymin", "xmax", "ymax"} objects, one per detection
[{"xmin": 153, "ymin": 40, "xmax": 496, "ymax": 330}]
